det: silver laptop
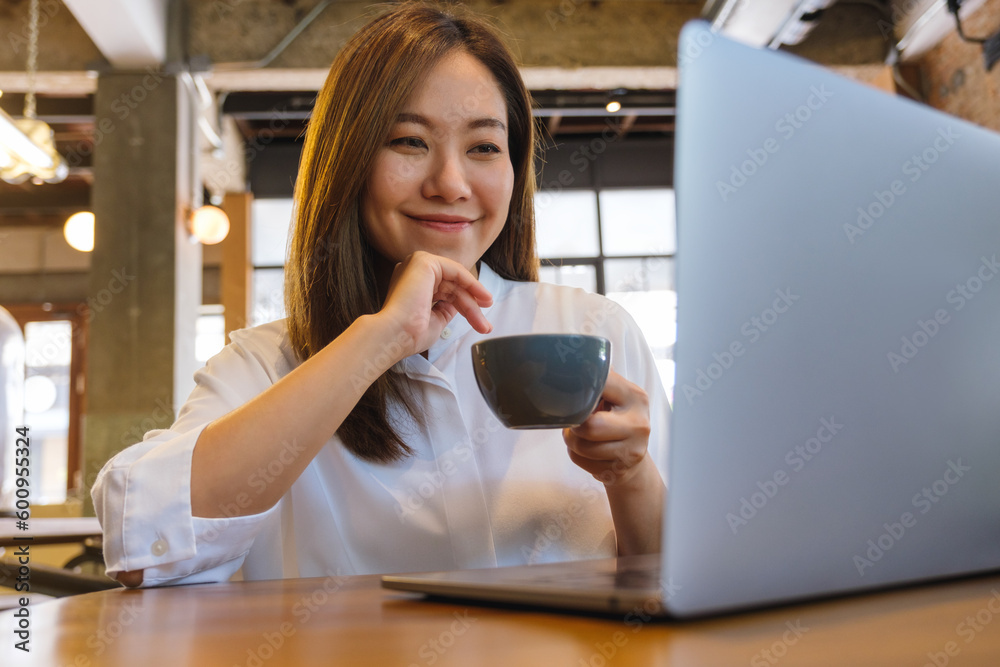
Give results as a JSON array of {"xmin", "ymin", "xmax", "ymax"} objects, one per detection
[{"xmin": 382, "ymin": 20, "xmax": 1000, "ymax": 618}]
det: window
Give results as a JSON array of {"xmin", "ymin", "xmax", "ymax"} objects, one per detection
[
  {"xmin": 195, "ymin": 305, "xmax": 226, "ymax": 364},
  {"xmin": 251, "ymin": 199, "xmax": 293, "ymax": 326},
  {"xmin": 23, "ymin": 321, "xmax": 72, "ymax": 503},
  {"xmin": 599, "ymin": 189, "xmax": 675, "ymax": 257},
  {"xmin": 536, "ymin": 188, "xmax": 677, "ymax": 402},
  {"xmin": 3, "ymin": 305, "xmax": 87, "ymax": 505},
  {"xmin": 535, "ymin": 190, "xmax": 601, "ymax": 259}
]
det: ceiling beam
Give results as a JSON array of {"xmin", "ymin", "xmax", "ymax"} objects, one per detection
[
  {"xmin": 0, "ymin": 180, "xmax": 90, "ymax": 211},
  {"xmin": 61, "ymin": 0, "xmax": 168, "ymax": 68},
  {"xmin": 0, "ymin": 212, "xmax": 71, "ymax": 228}
]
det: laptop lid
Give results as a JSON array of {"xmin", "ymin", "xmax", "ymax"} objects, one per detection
[{"xmin": 665, "ymin": 21, "xmax": 1000, "ymax": 616}]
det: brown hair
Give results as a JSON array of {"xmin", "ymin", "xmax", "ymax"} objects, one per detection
[{"xmin": 284, "ymin": 2, "xmax": 538, "ymax": 463}]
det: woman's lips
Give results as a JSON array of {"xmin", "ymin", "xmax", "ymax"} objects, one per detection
[{"xmin": 407, "ymin": 214, "xmax": 475, "ymax": 231}]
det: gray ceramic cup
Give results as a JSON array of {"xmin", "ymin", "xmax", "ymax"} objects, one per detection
[{"xmin": 471, "ymin": 334, "xmax": 611, "ymax": 429}]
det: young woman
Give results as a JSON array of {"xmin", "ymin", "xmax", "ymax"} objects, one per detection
[{"xmin": 93, "ymin": 2, "xmax": 669, "ymax": 587}]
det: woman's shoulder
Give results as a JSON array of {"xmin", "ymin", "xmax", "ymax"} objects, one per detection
[
  {"xmin": 228, "ymin": 318, "xmax": 289, "ymax": 346},
  {"xmin": 493, "ymin": 277, "xmax": 636, "ymax": 337},
  {"xmin": 500, "ymin": 275, "xmax": 621, "ymax": 313},
  {"xmin": 215, "ymin": 319, "xmax": 298, "ymax": 376}
]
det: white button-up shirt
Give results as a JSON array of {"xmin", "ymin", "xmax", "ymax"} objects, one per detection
[{"xmin": 92, "ymin": 264, "xmax": 670, "ymax": 586}]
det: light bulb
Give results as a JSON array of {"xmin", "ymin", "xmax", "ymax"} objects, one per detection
[
  {"xmin": 190, "ymin": 205, "xmax": 230, "ymax": 245},
  {"xmin": 64, "ymin": 211, "xmax": 95, "ymax": 252}
]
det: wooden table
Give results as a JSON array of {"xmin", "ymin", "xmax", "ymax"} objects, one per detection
[
  {"xmin": 2, "ymin": 568, "xmax": 1000, "ymax": 666},
  {"xmin": 0, "ymin": 517, "xmax": 102, "ymax": 548}
]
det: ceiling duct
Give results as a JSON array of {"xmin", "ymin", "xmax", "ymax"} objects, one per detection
[
  {"xmin": 890, "ymin": 0, "xmax": 988, "ymax": 61},
  {"xmin": 703, "ymin": 0, "xmax": 839, "ymax": 48}
]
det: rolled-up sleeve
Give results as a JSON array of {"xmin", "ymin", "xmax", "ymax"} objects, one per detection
[{"xmin": 91, "ymin": 322, "xmax": 288, "ymax": 586}]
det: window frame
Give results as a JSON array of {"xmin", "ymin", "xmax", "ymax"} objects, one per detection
[{"xmin": 4, "ymin": 302, "xmax": 87, "ymax": 500}]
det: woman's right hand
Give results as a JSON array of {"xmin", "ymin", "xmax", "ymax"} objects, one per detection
[{"xmin": 377, "ymin": 251, "xmax": 494, "ymax": 358}]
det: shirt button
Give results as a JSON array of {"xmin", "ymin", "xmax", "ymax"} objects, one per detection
[
  {"xmin": 440, "ymin": 328, "xmax": 452, "ymax": 340},
  {"xmin": 151, "ymin": 539, "xmax": 169, "ymax": 557}
]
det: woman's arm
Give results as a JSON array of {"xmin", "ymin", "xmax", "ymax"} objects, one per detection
[
  {"xmin": 603, "ymin": 456, "xmax": 664, "ymax": 556},
  {"xmin": 112, "ymin": 253, "xmax": 493, "ymax": 587},
  {"xmin": 190, "ymin": 314, "xmax": 404, "ymax": 518},
  {"xmin": 562, "ymin": 371, "xmax": 665, "ymax": 555},
  {"xmin": 192, "ymin": 252, "xmax": 493, "ymax": 519}
]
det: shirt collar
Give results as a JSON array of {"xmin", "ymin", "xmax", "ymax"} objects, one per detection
[{"xmin": 475, "ymin": 262, "xmax": 505, "ymax": 308}]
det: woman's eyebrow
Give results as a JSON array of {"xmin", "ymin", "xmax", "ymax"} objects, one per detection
[
  {"xmin": 395, "ymin": 112, "xmax": 431, "ymax": 127},
  {"xmin": 394, "ymin": 112, "xmax": 506, "ymax": 133},
  {"xmin": 468, "ymin": 117, "xmax": 507, "ymax": 133}
]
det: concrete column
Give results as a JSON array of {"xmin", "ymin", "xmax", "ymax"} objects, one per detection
[{"xmin": 82, "ymin": 71, "xmax": 201, "ymax": 510}]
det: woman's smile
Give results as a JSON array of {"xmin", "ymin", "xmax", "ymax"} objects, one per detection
[{"xmin": 406, "ymin": 212, "xmax": 476, "ymax": 232}]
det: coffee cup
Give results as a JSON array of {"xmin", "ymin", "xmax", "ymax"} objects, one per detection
[{"xmin": 471, "ymin": 334, "xmax": 611, "ymax": 429}]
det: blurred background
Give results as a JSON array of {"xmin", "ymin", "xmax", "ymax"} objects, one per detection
[{"xmin": 0, "ymin": 0, "xmax": 996, "ymax": 524}]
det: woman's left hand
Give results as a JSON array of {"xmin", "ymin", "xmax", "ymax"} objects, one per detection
[
  {"xmin": 563, "ymin": 369, "xmax": 665, "ymax": 555},
  {"xmin": 563, "ymin": 369, "xmax": 652, "ymax": 487}
]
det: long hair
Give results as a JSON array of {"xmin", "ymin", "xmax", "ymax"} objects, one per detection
[{"xmin": 284, "ymin": 2, "xmax": 538, "ymax": 463}]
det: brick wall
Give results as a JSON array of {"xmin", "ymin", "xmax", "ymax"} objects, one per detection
[{"xmin": 918, "ymin": 0, "xmax": 1000, "ymax": 132}]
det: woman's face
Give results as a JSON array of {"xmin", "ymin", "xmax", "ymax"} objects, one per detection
[{"xmin": 361, "ymin": 50, "xmax": 514, "ymax": 278}]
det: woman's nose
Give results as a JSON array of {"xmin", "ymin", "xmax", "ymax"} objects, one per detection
[{"xmin": 422, "ymin": 152, "xmax": 472, "ymax": 202}]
